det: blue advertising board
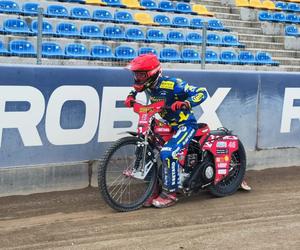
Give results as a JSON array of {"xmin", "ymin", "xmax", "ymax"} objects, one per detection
[{"xmin": 0, "ymin": 65, "xmax": 299, "ymax": 168}]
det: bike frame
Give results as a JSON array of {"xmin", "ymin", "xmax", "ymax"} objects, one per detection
[{"xmin": 131, "ymin": 101, "xmax": 240, "ymax": 185}]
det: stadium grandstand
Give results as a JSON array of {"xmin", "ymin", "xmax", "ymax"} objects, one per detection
[{"xmin": 0, "ymin": 0, "xmax": 299, "ymax": 71}]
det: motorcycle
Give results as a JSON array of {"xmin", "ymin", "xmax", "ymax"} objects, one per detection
[{"xmin": 98, "ymin": 100, "xmax": 246, "ymax": 212}]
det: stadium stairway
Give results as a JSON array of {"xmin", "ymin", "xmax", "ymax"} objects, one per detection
[{"xmin": 201, "ymin": 0, "xmax": 300, "ymax": 71}]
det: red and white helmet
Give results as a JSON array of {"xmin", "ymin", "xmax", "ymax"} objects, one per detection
[{"xmin": 127, "ymin": 53, "xmax": 162, "ymax": 92}]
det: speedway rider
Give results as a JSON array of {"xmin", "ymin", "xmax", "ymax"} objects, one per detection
[
  {"xmin": 125, "ymin": 53, "xmax": 208, "ymax": 208},
  {"xmin": 125, "ymin": 54, "xmax": 251, "ymax": 208}
]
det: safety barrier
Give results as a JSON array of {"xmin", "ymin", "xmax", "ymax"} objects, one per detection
[{"xmin": 0, "ymin": 65, "xmax": 299, "ymax": 168}]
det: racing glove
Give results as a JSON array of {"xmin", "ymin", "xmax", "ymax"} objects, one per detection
[
  {"xmin": 171, "ymin": 101, "xmax": 191, "ymax": 112},
  {"xmin": 124, "ymin": 90, "xmax": 137, "ymax": 108}
]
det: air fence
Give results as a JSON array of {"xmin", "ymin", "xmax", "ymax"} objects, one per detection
[{"xmin": 0, "ymin": 65, "xmax": 300, "ymax": 196}]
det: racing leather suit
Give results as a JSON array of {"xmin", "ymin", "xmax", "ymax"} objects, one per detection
[{"xmin": 146, "ymin": 76, "xmax": 208, "ymax": 192}]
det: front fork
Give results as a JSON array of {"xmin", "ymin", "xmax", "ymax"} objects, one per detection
[{"xmin": 130, "ymin": 134, "xmax": 158, "ymax": 180}]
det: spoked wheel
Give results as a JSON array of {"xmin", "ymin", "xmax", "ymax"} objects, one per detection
[
  {"xmin": 209, "ymin": 140, "xmax": 246, "ymax": 197},
  {"xmin": 98, "ymin": 136, "xmax": 158, "ymax": 212}
]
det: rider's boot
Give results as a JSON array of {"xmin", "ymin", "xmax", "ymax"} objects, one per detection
[
  {"xmin": 152, "ymin": 191, "xmax": 178, "ymax": 208},
  {"xmin": 240, "ymin": 180, "xmax": 251, "ymax": 191},
  {"xmin": 143, "ymin": 182, "xmax": 160, "ymax": 207}
]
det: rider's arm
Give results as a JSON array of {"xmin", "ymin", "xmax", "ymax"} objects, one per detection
[{"xmin": 174, "ymin": 79, "xmax": 208, "ymax": 108}]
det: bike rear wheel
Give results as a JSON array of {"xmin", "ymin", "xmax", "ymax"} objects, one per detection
[
  {"xmin": 98, "ymin": 136, "xmax": 157, "ymax": 212},
  {"xmin": 209, "ymin": 140, "xmax": 246, "ymax": 197}
]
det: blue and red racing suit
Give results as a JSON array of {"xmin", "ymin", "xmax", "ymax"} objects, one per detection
[{"xmin": 146, "ymin": 76, "xmax": 208, "ymax": 192}]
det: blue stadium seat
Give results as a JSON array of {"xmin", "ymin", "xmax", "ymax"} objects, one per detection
[
  {"xmin": 93, "ymin": 9, "xmax": 114, "ymax": 22},
  {"xmin": 0, "ymin": 40, "xmax": 9, "ymax": 55},
  {"xmin": 258, "ymin": 11, "xmax": 273, "ymax": 22},
  {"xmin": 167, "ymin": 31, "xmax": 185, "ymax": 43},
  {"xmin": 285, "ymin": 14, "xmax": 299, "ymax": 24},
  {"xmin": 208, "ymin": 19, "xmax": 230, "ymax": 31},
  {"xmin": 238, "ymin": 51, "xmax": 256, "ymax": 65},
  {"xmin": 114, "ymin": 11, "xmax": 137, "ymax": 24},
  {"xmin": 159, "ymin": 48, "xmax": 181, "ymax": 62},
  {"xmin": 190, "ymin": 18, "xmax": 204, "ymax": 29},
  {"xmin": 80, "ymin": 25, "xmax": 102, "ymax": 38},
  {"xmin": 222, "ymin": 34, "xmax": 245, "ymax": 48},
  {"xmin": 175, "ymin": 2, "xmax": 195, "ymax": 14},
  {"xmin": 65, "ymin": 43, "xmax": 90, "ymax": 59},
  {"xmin": 46, "ymin": 5, "xmax": 69, "ymax": 18},
  {"xmin": 285, "ymin": 25, "xmax": 300, "ymax": 36},
  {"xmin": 138, "ymin": 47, "xmax": 158, "ymax": 55},
  {"xmin": 42, "ymin": 42, "xmax": 64, "ymax": 58},
  {"xmin": 272, "ymin": 12, "xmax": 286, "ymax": 23},
  {"xmin": 146, "ymin": 29, "xmax": 166, "ymax": 42},
  {"xmin": 0, "ymin": 0, "xmax": 20, "ymax": 14},
  {"xmin": 4, "ymin": 19, "xmax": 32, "ymax": 35},
  {"xmin": 9, "ymin": 40, "xmax": 36, "ymax": 56},
  {"xmin": 255, "ymin": 52, "xmax": 279, "ymax": 66},
  {"xmin": 158, "ymin": 1, "xmax": 175, "ymax": 12},
  {"xmin": 205, "ymin": 50, "xmax": 219, "ymax": 63},
  {"xmin": 56, "ymin": 22, "xmax": 80, "ymax": 37},
  {"xmin": 181, "ymin": 48, "xmax": 200, "ymax": 63},
  {"xmin": 220, "ymin": 50, "xmax": 239, "ymax": 64},
  {"xmin": 207, "ymin": 33, "xmax": 223, "ymax": 46},
  {"xmin": 22, "ymin": 2, "xmax": 39, "ymax": 16},
  {"xmin": 102, "ymin": 0, "xmax": 125, "ymax": 8},
  {"xmin": 68, "ymin": 0, "xmax": 85, "ymax": 2},
  {"xmin": 275, "ymin": 2, "xmax": 288, "ymax": 11},
  {"xmin": 141, "ymin": 0, "xmax": 158, "ymax": 11},
  {"xmin": 70, "ymin": 7, "xmax": 91, "ymax": 20},
  {"xmin": 31, "ymin": 20, "xmax": 54, "ymax": 35},
  {"xmin": 172, "ymin": 16, "xmax": 189, "ymax": 28},
  {"xmin": 154, "ymin": 14, "xmax": 171, "ymax": 26},
  {"xmin": 126, "ymin": 28, "xmax": 145, "ymax": 41},
  {"xmin": 186, "ymin": 32, "xmax": 202, "ymax": 44},
  {"xmin": 287, "ymin": 3, "xmax": 300, "ymax": 12},
  {"xmin": 103, "ymin": 26, "xmax": 125, "ymax": 40},
  {"xmin": 91, "ymin": 45, "xmax": 116, "ymax": 60},
  {"xmin": 115, "ymin": 46, "xmax": 136, "ymax": 60}
]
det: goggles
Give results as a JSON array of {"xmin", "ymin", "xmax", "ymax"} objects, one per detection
[{"xmin": 133, "ymin": 71, "xmax": 149, "ymax": 84}]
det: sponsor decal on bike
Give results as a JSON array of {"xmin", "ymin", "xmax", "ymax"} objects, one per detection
[
  {"xmin": 228, "ymin": 141, "xmax": 237, "ymax": 148},
  {"xmin": 216, "ymin": 141, "xmax": 227, "ymax": 148},
  {"xmin": 216, "ymin": 149, "xmax": 229, "ymax": 155},
  {"xmin": 216, "ymin": 155, "xmax": 230, "ymax": 163},
  {"xmin": 218, "ymin": 169, "xmax": 227, "ymax": 175},
  {"xmin": 217, "ymin": 162, "xmax": 227, "ymax": 168}
]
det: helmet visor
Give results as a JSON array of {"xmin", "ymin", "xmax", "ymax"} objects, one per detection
[{"xmin": 133, "ymin": 71, "xmax": 149, "ymax": 84}]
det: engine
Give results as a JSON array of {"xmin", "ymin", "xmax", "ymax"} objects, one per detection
[{"xmin": 182, "ymin": 140, "xmax": 215, "ymax": 191}]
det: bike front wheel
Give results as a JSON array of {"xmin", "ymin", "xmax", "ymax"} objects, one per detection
[{"xmin": 98, "ymin": 136, "xmax": 158, "ymax": 212}]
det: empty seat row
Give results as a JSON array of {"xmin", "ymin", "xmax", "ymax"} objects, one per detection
[
  {"xmin": 0, "ymin": 2, "xmax": 226, "ymax": 30},
  {"xmin": 259, "ymin": 11, "xmax": 300, "ymax": 23},
  {"xmin": 72, "ymin": 0, "xmax": 213, "ymax": 16},
  {"xmin": 0, "ymin": 19, "xmax": 236, "ymax": 46},
  {"xmin": 0, "ymin": 1, "xmax": 227, "ymax": 30},
  {"xmin": 140, "ymin": 1, "xmax": 214, "ymax": 16},
  {"xmin": 276, "ymin": 2, "xmax": 300, "ymax": 13},
  {"xmin": 0, "ymin": 0, "xmax": 213, "ymax": 18},
  {"xmin": 0, "ymin": 39, "xmax": 279, "ymax": 66}
]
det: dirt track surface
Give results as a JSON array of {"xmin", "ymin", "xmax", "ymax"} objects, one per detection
[{"xmin": 0, "ymin": 167, "xmax": 299, "ymax": 250}]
